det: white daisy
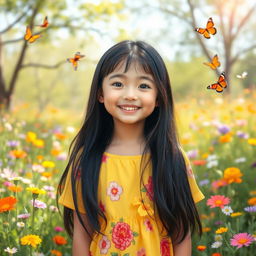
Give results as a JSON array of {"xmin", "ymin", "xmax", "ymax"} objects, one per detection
[{"xmin": 222, "ymin": 205, "xmax": 233, "ymax": 216}]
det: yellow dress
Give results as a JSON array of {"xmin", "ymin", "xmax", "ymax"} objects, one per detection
[{"xmin": 58, "ymin": 150, "xmax": 204, "ymax": 256}]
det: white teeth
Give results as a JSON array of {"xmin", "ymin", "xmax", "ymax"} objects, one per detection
[{"xmin": 120, "ymin": 107, "xmax": 139, "ymax": 111}]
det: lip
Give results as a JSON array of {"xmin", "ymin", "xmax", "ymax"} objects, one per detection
[{"xmin": 118, "ymin": 104, "xmax": 141, "ymax": 113}]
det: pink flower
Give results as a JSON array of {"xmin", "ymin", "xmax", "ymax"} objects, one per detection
[
  {"xmin": 207, "ymin": 195, "xmax": 230, "ymax": 208},
  {"xmin": 145, "ymin": 176, "xmax": 154, "ymax": 201},
  {"xmin": 230, "ymin": 233, "xmax": 254, "ymax": 248},
  {"xmin": 30, "ymin": 199, "xmax": 47, "ymax": 209},
  {"xmin": 17, "ymin": 213, "xmax": 31, "ymax": 219},
  {"xmin": 107, "ymin": 182, "xmax": 123, "ymax": 201},
  {"xmin": 54, "ymin": 226, "xmax": 64, "ymax": 232},
  {"xmin": 98, "ymin": 235, "xmax": 111, "ymax": 254},
  {"xmin": 137, "ymin": 247, "xmax": 146, "ymax": 256},
  {"xmin": 112, "ymin": 222, "xmax": 133, "ymax": 250}
]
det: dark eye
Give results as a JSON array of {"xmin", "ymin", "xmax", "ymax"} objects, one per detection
[
  {"xmin": 139, "ymin": 84, "xmax": 151, "ymax": 89},
  {"xmin": 111, "ymin": 82, "xmax": 123, "ymax": 87}
]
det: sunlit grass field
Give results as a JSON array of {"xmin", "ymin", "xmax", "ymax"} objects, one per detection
[{"xmin": 0, "ymin": 91, "xmax": 255, "ymax": 255}]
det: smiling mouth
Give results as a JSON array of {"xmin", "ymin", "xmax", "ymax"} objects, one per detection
[{"xmin": 118, "ymin": 106, "xmax": 141, "ymax": 112}]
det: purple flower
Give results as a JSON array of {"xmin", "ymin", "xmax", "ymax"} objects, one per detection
[
  {"xmin": 199, "ymin": 179, "xmax": 209, "ymax": 186},
  {"xmin": 236, "ymin": 131, "xmax": 249, "ymax": 139},
  {"xmin": 218, "ymin": 124, "xmax": 230, "ymax": 134},
  {"xmin": 251, "ymin": 162, "xmax": 256, "ymax": 168},
  {"xmin": 215, "ymin": 220, "xmax": 224, "ymax": 225},
  {"xmin": 18, "ymin": 213, "xmax": 31, "ymax": 219},
  {"xmin": 186, "ymin": 149, "xmax": 198, "ymax": 159},
  {"xmin": 6, "ymin": 140, "xmax": 20, "ymax": 147},
  {"xmin": 244, "ymin": 206, "xmax": 256, "ymax": 212}
]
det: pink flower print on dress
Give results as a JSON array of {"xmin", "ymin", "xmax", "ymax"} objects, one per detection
[
  {"xmin": 107, "ymin": 182, "xmax": 123, "ymax": 201},
  {"xmin": 98, "ymin": 235, "xmax": 111, "ymax": 254},
  {"xmin": 111, "ymin": 221, "xmax": 135, "ymax": 250},
  {"xmin": 160, "ymin": 238, "xmax": 171, "ymax": 256},
  {"xmin": 137, "ymin": 247, "xmax": 146, "ymax": 256},
  {"xmin": 144, "ymin": 176, "xmax": 154, "ymax": 201},
  {"xmin": 99, "ymin": 200, "xmax": 105, "ymax": 212},
  {"xmin": 186, "ymin": 164, "xmax": 194, "ymax": 178},
  {"xmin": 144, "ymin": 218, "xmax": 153, "ymax": 231},
  {"xmin": 102, "ymin": 154, "xmax": 108, "ymax": 163}
]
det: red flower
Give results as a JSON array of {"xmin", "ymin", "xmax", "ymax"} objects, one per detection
[
  {"xmin": 160, "ymin": 238, "xmax": 171, "ymax": 256},
  {"xmin": 192, "ymin": 160, "xmax": 206, "ymax": 166},
  {"xmin": 145, "ymin": 176, "xmax": 154, "ymax": 201},
  {"xmin": 144, "ymin": 218, "xmax": 153, "ymax": 231},
  {"xmin": 99, "ymin": 200, "xmax": 105, "ymax": 212},
  {"xmin": 112, "ymin": 222, "xmax": 133, "ymax": 251}
]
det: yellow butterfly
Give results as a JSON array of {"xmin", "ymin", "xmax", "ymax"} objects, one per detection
[
  {"xmin": 24, "ymin": 26, "xmax": 41, "ymax": 43},
  {"xmin": 203, "ymin": 55, "xmax": 221, "ymax": 70}
]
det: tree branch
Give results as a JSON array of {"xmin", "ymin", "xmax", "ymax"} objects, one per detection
[
  {"xmin": 21, "ymin": 60, "xmax": 66, "ymax": 69},
  {"xmin": 231, "ymin": 43, "xmax": 256, "ymax": 65}
]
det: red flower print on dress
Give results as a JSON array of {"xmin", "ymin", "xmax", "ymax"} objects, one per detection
[
  {"xmin": 186, "ymin": 164, "xmax": 194, "ymax": 178},
  {"xmin": 144, "ymin": 176, "xmax": 154, "ymax": 201},
  {"xmin": 111, "ymin": 220, "xmax": 138, "ymax": 251},
  {"xmin": 160, "ymin": 238, "xmax": 171, "ymax": 256},
  {"xmin": 99, "ymin": 200, "xmax": 105, "ymax": 212},
  {"xmin": 102, "ymin": 154, "xmax": 108, "ymax": 163},
  {"xmin": 144, "ymin": 218, "xmax": 153, "ymax": 231},
  {"xmin": 107, "ymin": 182, "xmax": 123, "ymax": 201},
  {"xmin": 137, "ymin": 247, "xmax": 146, "ymax": 256},
  {"xmin": 98, "ymin": 235, "xmax": 111, "ymax": 254}
]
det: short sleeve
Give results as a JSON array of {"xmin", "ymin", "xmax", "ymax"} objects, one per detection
[
  {"xmin": 58, "ymin": 151, "xmax": 86, "ymax": 214},
  {"xmin": 180, "ymin": 148, "xmax": 205, "ymax": 203}
]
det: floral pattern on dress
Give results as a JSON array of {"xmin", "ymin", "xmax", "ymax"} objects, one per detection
[
  {"xmin": 137, "ymin": 247, "xmax": 146, "ymax": 256},
  {"xmin": 160, "ymin": 238, "xmax": 171, "ymax": 256},
  {"xmin": 110, "ymin": 218, "xmax": 139, "ymax": 251},
  {"xmin": 132, "ymin": 197, "xmax": 154, "ymax": 217},
  {"xmin": 141, "ymin": 176, "xmax": 154, "ymax": 201},
  {"xmin": 102, "ymin": 154, "xmax": 108, "ymax": 163},
  {"xmin": 186, "ymin": 164, "xmax": 194, "ymax": 178},
  {"xmin": 99, "ymin": 200, "xmax": 105, "ymax": 212},
  {"xmin": 98, "ymin": 235, "xmax": 111, "ymax": 254},
  {"xmin": 107, "ymin": 181, "xmax": 123, "ymax": 201},
  {"xmin": 144, "ymin": 218, "xmax": 153, "ymax": 232}
]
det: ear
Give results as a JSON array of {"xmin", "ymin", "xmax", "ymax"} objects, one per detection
[{"xmin": 98, "ymin": 89, "xmax": 104, "ymax": 103}]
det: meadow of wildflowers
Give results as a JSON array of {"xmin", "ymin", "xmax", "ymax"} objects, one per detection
[{"xmin": 0, "ymin": 91, "xmax": 256, "ymax": 255}]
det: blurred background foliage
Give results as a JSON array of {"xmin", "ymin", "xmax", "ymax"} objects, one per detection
[{"xmin": 0, "ymin": 0, "xmax": 255, "ymax": 117}]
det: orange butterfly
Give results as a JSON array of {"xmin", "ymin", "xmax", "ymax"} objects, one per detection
[
  {"xmin": 195, "ymin": 17, "xmax": 217, "ymax": 39},
  {"xmin": 36, "ymin": 16, "xmax": 49, "ymax": 28},
  {"xmin": 207, "ymin": 72, "xmax": 227, "ymax": 93},
  {"xmin": 67, "ymin": 52, "xmax": 85, "ymax": 71},
  {"xmin": 203, "ymin": 54, "xmax": 221, "ymax": 70},
  {"xmin": 24, "ymin": 26, "xmax": 41, "ymax": 43}
]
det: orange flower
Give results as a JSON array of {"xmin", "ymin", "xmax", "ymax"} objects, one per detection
[
  {"xmin": 202, "ymin": 227, "xmax": 211, "ymax": 232},
  {"xmin": 9, "ymin": 149, "xmax": 27, "ymax": 159},
  {"xmin": 219, "ymin": 133, "xmax": 232, "ymax": 143},
  {"xmin": 54, "ymin": 133, "xmax": 67, "ymax": 140},
  {"xmin": 247, "ymin": 197, "xmax": 256, "ymax": 206},
  {"xmin": 51, "ymin": 250, "xmax": 62, "ymax": 256},
  {"xmin": 8, "ymin": 185, "xmax": 23, "ymax": 192},
  {"xmin": 37, "ymin": 155, "xmax": 44, "ymax": 161},
  {"xmin": 41, "ymin": 172, "xmax": 52, "ymax": 178},
  {"xmin": 223, "ymin": 167, "xmax": 243, "ymax": 184},
  {"xmin": 192, "ymin": 160, "xmax": 206, "ymax": 166},
  {"xmin": 51, "ymin": 148, "xmax": 61, "ymax": 156},
  {"xmin": 0, "ymin": 196, "xmax": 17, "ymax": 213},
  {"xmin": 197, "ymin": 245, "xmax": 206, "ymax": 251},
  {"xmin": 248, "ymin": 104, "xmax": 256, "ymax": 114},
  {"xmin": 212, "ymin": 253, "xmax": 222, "ymax": 256},
  {"xmin": 53, "ymin": 235, "xmax": 67, "ymax": 245}
]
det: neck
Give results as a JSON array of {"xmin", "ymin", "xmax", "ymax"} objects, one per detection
[{"xmin": 111, "ymin": 119, "xmax": 145, "ymax": 146}]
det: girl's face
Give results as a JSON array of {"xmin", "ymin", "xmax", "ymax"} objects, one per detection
[{"xmin": 99, "ymin": 60, "xmax": 158, "ymax": 125}]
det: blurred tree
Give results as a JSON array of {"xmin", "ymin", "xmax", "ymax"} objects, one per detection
[{"xmin": 0, "ymin": 0, "xmax": 125, "ymax": 111}]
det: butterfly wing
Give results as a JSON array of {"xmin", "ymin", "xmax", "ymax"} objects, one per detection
[
  {"xmin": 24, "ymin": 26, "xmax": 32, "ymax": 41},
  {"xmin": 41, "ymin": 16, "xmax": 49, "ymax": 27},
  {"xmin": 206, "ymin": 17, "xmax": 217, "ymax": 35},
  {"xmin": 74, "ymin": 52, "xmax": 85, "ymax": 61},
  {"xmin": 212, "ymin": 55, "xmax": 220, "ymax": 69},
  {"xmin": 67, "ymin": 58, "xmax": 78, "ymax": 70},
  {"xmin": 195, "ymin": 28, "xmax": 211, "ymax": 39},
  {"xmin": 203, "ymin": 61, "xmax": 215, "ymax": 69},
  {"xmin": 207, "ymin": 83, "xmax": 223, "ymax": 93},
  {"xmin": 28, "ymin": 34, "xmax": 41, "ymax": 43},
  {"xmin": 218, "ymin": 73, "xmax": 227, "ymax": 89}
]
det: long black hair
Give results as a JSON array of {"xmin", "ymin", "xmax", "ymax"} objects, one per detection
[{"xmin": 57, "ymin": 40, "xmax": 202, "ymax": 245}]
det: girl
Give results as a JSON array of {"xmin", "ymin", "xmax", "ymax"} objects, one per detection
[{"xmin": 57, "ymin": 40, "xmax": 204, "ymax": 256}]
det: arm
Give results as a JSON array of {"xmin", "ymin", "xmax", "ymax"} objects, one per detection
[
  {"xmin": 72, "ymin": 211, "xmax": 94, "ymax": 256},
  {"xmin": 173, "ymin": 232, "xmax": 192, "ymax": 256}
]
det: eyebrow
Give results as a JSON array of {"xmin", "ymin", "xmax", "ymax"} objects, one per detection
[{"xmin": 108, "ymin": 73, "xmax": 154, "ymax": 83}]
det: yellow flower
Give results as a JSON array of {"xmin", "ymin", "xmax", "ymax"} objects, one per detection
[
  {"xmin": 26, "ymin": 187, "xmax": 46, "ymax": 195},
  {"xmin": 248, "ymin": 138, "xmax": 256, "ymax": 146},
  {"xmin": 216, "ymin": 227, "xmax": 228, "ymax": 234},
  {"xmin": 41, "ymin": 172, "xmax": 52, "ymax": 178},
  {"xmin": 249, "ymin": 190, "xmax": 256, "ymax": 196},
  {"xmin": 247, "ymin": 197, "xmax": 256, "ymax": 206},
  {"xmin": 132, "ymin": 197, "xmax": 154, "ymax": 217},
  {"xmin": 42, "ymin": 161, "xmax": 55, "ymax": 168},
  {"xmin": 231, "ymin": 212, "xmax": 243, "ymax": 217},
  {"xmin": 202, "ymin": 153, "xmax": 209, "ymax": 159},
  {"xmin": 223, "ymin": 167, "xmax": 243, "ymax": 184},
  {"xmin": 26, "ymin": 132, "xmax": 37, "ymax": 143},
  {"xmin": 20, "ymin": 234, "xmax": 42, "ymax": 248},
  {"xmin": 32, "ymin": 139, "xmax": 45, "ymax": 148},
  {"xmin": 248, "ymin": 104, "xmax": 256, "ymax": 114},
  {"xmin": 9, "ymin": 150, "xmax": 27, "ymax": 159}
]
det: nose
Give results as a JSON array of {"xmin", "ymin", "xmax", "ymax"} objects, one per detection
[{"xmin": 123, "ymin": 86, "xmax": 138, "ymax": 100}]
